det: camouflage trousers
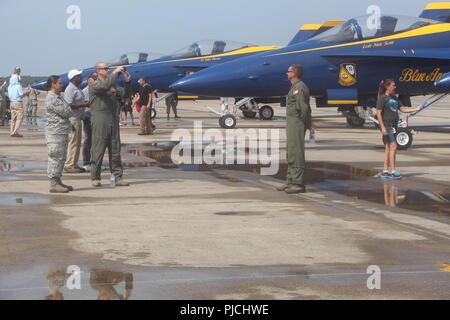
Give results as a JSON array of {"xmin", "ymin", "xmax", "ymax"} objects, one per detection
[{"xmin": 46, "ymin": 133, "xmax": 69, "ymax": 179}]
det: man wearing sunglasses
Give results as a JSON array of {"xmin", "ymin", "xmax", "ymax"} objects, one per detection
[
  {"xmin": 89, "ymin": 63, "xmax": 132, "ymax": 188},
  {"xmin": 276, "ymin": 64, "xmax": 312, "ymax": 194}
]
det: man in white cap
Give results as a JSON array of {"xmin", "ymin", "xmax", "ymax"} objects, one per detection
[
  {"xmin": 64, "ymin": 69, "xmax": 90, "ymax": 173},
  {"xmin": 8, "ymin": 67, "xmax": 30, "ymax": 137}
]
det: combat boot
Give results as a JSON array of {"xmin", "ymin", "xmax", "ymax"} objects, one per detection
[
  {"xmin": 56, "ymin": 178, "xmax": 74, "ymax": 191},
  {"xmin": 285, "ymin": 185, "xmax": 306, "ymax": 194},
  {"xmin": 49, "ymin": 178, "xmax": 69, "ymax": 193},
  {"xmin": 116, "ymin": 178, "xmax": 130, "ymax": 187},
  {"xmin": 276, "ymin": 183, "xmax": 292, "ymax": 191}
]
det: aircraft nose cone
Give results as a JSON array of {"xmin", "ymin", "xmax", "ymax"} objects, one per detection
[
  {"xmin": 170, "ymin": 74, "xmax": 213, "ymax": 96},
  {"xmin": 435, "ymin": 72, "xmax": 450, "ymax": 91}
]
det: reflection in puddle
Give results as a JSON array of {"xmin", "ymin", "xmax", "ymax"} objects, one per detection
[
  {"xmin": 126, "ymin": 142, "xmax": 450, "ymax": 215},
  {"xmin": 0, "ymin": 158, "xmax": 47, "ymax": 173},
  {"xmin": 46, "ymin": 267, "xmax": 133, "ymax": 300}
]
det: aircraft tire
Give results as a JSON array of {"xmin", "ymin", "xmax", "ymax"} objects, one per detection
[
  {"xmin": 346, "ymin": 116, "xmax": 365, "ymax": 128},
  {"xmin": 220, "ymin": 115, "xmax": 237, "ymax": 129},
  {"xmin": 243, "ymin": 110, "xmax": 257, "ymax": 118},
  {"xmin": 395, "ymin": 128, "xmax": 413, "ymax": 150},
  {"xmin": 259, "ymin": 105, "xmax": 274, "ymax": 120}
]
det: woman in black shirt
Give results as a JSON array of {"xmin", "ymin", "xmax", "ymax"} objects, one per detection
[{"xmin": 376, "ymin": 79, "xmax": 419, "ymax": 179}]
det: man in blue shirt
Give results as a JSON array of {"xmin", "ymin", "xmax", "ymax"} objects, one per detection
[{"xmin": 8, "ymin": 67, "xmax": 29, "ymax": 137}]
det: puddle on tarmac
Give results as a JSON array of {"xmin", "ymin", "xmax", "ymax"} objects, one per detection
[
  {"xmin": 126, "ymin": 142, "xmax": 450, "ymax": 215},
  {"xmin": 22, "ymin": 117, "xmax": 46, "ymax": 132},
  {"xmin": 0, "ymin": 158, "xmax": 47, "ymax": 172},
  {"xmin": 0, "ymin": 158, "xmax": 48, "ymax": 181},
  {"xmin": 0, "ymin": 194, "xmax": 50, "ymax": 208}
]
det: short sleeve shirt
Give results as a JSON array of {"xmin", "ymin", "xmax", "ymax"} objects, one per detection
[
  {"xmin": 138, "ymin": 84, "xmax": 152, "ymax": 106},
  {"xmin": 376, "ymin": 94, "xmax": 403, "ymax": 127},
  {"xmin": 64, "ymin": 82, "xmax": 85, "ymax": 120}
]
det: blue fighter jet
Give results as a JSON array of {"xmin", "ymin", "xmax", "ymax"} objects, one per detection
[
  {"xmin": 32, "ymin": 20, "xmax": 343, "ymax": 119},
  {"xmin": 170, "ymin": 3, "xmax": 450, "ymax": 149}
]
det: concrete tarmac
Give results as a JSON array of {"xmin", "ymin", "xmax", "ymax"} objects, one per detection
[{"xmin": 0, "ymin": 95, "xmax": 449, "ymax": 299}]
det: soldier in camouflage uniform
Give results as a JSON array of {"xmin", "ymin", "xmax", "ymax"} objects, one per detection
[
  {"xmin": 45, "ymin": 76, "xmax": 75, "ymax": 193},
  {"xmin": 277, "ymin": 65, "xmax": 312, "ymax": 194},
  {"xmin": 0, "ymin": 81, "xmax": 7, "ymax": 126},
  {"xmin": 29, "ymin": 84, "xmax": 40, "ymax": 125},
  {"xmin": 23, "ymin": 85, "xmax": 32, "ymax": 120}
]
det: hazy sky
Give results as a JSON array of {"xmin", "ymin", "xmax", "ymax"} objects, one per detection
[{"xmin": 0, "ymin": 0, "xmax": 433, "ymax": 76}]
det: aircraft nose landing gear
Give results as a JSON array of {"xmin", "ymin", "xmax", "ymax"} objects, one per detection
[
  {"xmin": 395, "ymin": 127, "xmax": 414, "ymax": 150},
  {"xmin": 220, "ymin": 114, "xmax": 237, "ymax": 129}
]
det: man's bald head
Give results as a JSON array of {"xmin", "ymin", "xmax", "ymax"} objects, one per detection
[{"xmin": 95, "ymin": 62, "xmax": 110, "ymax": 80}]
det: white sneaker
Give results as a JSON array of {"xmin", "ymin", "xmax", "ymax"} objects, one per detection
[{"xmin": 82, "ymin": 165, "xmax": 91, "ymax": 171}]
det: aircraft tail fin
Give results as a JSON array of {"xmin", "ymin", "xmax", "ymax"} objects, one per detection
[
  {"xmin": 288, "ymin": 20, "xmax": 344, "ymax": 45},
  {"xmin": 420, "ymin": 2, "xmax": 450, "ymax": 22},
  {"xmin": 288, "ymin": 24, "xmax": 322, "ymax": 45}
]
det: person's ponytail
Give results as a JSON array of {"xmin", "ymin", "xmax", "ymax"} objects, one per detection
[{"xmin": 378, "ymin": 79, "xmax": 395, "ymax": 97}]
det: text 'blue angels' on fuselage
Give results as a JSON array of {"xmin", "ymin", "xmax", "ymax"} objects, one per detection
[
  {"xmin": 171, "ymin": 14, "xmax": 450, "ymax": 103},
  {"xmin": 170, "ymin": 3, "xmax": 450, "ymax": 146}
]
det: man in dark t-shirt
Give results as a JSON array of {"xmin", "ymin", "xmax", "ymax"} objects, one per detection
[{"xmin": 137, "ymin": 78, "xmax": 153, "ymax": 135}]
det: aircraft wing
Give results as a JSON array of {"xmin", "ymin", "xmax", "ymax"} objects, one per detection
[{"xmin": 321, "ymin": 49, "xmax": 450, "ymax": 61}]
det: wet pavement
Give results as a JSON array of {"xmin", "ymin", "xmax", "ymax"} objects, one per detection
[
  {"xmin": 125, "ymin": 142, "xmax": 450, "ymax": 216},
  {"xmin": 0, "ymin": 99, "xmax": 449, "ymax": 299}
]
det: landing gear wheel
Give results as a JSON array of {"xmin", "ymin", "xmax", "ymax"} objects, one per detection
[
  {"xmin": 219, "ymin": 114, "xmax": 237, "ymax": 129},
  {"xmin": 259, "ymin": 105, "xmax": 274, "ymax": 120},
  {"xmin": 150, "ymin": 108, "xmax": 157, "ymax": 119},
  {"xmin": 396, "ymin": 128, "xmax": 413, "ymax": 150},
  {"xmin": 346, "ymin": 116, "xmax": 365, "ymax": 128},
  {"xmin": 242, "ymin": 110, "xmax": 257, "ymax": 118}
]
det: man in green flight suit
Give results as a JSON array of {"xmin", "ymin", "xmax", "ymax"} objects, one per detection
[
  {"xmin": 89, "ymin": 63, "xmax": 131, "ymax": 187},
  {"xmin": 277, "ymin": 64, "xmax": 312, "ymax": 194}
]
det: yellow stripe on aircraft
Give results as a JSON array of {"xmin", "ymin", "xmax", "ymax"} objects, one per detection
[
  {"xmin": 425, "ymin": 2, "xmax": 450, "ymax": 10},
  {"xmin": 149, "ymin": 45, "xmax": 282, "ymax": 65},
  {"xmin": 179, "ymin": 96, "xmax": 199, "ymax": 100},
  {"xmin": 268, "ymin": 23, "xmax": 450, "ymax": 57},
  {"xmin": 322, "ymin": 20, "xmax": 345, "ymax": 27},
  {"xmin": 300, "ymin": 24, "xmax": 322, "ymax": 30},
  {"xmin": 328, "ymin": 100, "xmax": 358, "ymax": 105}
]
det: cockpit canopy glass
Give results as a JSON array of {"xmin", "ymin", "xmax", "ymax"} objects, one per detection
[
  {"xmin": 168, "ymin": 40, "xmax": 257, "ymax": 59},
  {"xmin": 108, "ymin": 52, "xmax": 162, "ymax": 66},
  {"xmin": 311, "ymin": 15, "xmax": 439, "ymax": 42}
]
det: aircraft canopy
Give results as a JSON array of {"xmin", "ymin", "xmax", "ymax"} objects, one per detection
[
  {"xmin": 168, "ymin": 40, "xmax": 257, "ymax": 59},
  {"xmin": 311, "ymin": 15, "xmax": 440, "ymax": 42}
]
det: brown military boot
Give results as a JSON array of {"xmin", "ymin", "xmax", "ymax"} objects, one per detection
[
  {"xmin": 56, "ymin": 178, "xmax": 74, "ymax": 191},
  {"xmin": 49, "ymin": 178, "xmax": 69, "ymax": 193},
  {"xmin": 116, "ymin": 178, "xmax": 130, "ymax": 187}
]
